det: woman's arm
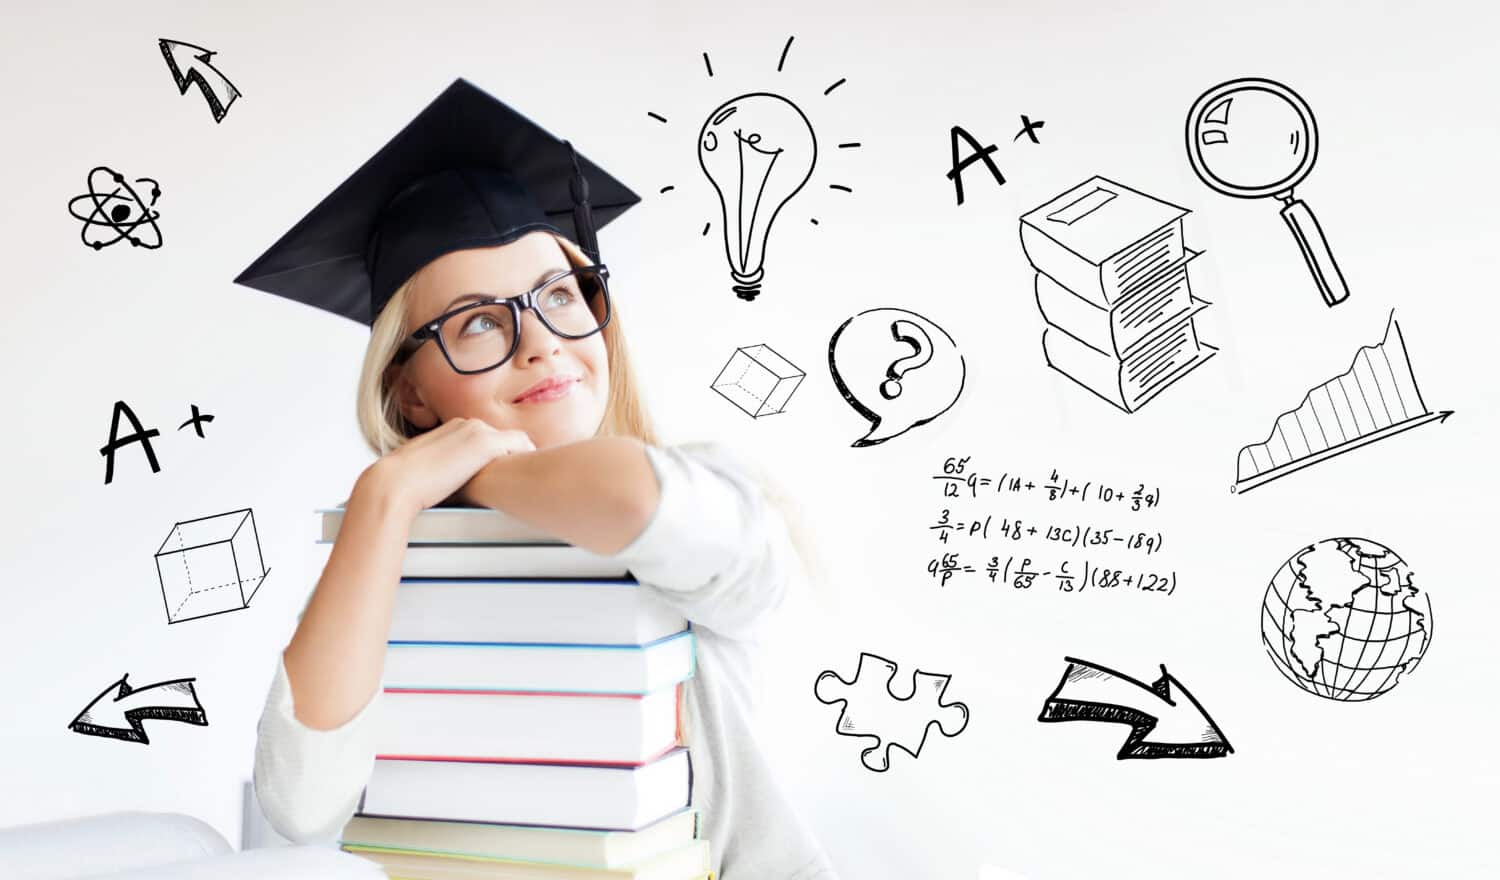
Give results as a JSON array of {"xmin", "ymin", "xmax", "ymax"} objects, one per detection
[
  {"xmin": 281, "ymin": 419, "xmax": 533, "ymax": 730},
  {"xmin": 252, "ymin": 473, "xmax": 410, "ymax": 843},
  {"xmin": 281, "ymin": 472, "xmax": 414, "ymax": 730},
  {"xmin": 461, "ymin": 435, "xmax": 660, "ymax": 555},
  {"xmin": 470, "ymin": 438, "xmax": 798, "ymax": 641},
  {"xmin": 256, "ymin": 419, "xmax": 534, "ymax": 841}
]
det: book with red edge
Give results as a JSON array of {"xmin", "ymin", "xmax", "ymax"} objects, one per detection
[
  {"xmin": 358, "ymin": 748, "xmax": 694, "ymax": 832},
  {"xmin": 388, "ymin": 577, "xmax": 686, "ymax": 646},
  {"xmin": 375, "ymin": 683, "xmax": 682, "ymax": 766}
]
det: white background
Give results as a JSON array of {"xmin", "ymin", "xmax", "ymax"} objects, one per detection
[{"xmin": 2, "ymin": 1, "xmax": 1497, "ymax": 877}]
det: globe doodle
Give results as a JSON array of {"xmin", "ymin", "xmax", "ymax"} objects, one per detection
[
  {"xmin": 1261, "ymin": 537, "xmax": 1431, "ymax": 702},
  {"xmin": 67, "ymin": 166, "xmax": 163, "ymax": 250}
]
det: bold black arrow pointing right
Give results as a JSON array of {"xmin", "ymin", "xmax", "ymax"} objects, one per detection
[{"xmin": 1038, "ymin": 656, "xmax": 1232, "ymax": 760}]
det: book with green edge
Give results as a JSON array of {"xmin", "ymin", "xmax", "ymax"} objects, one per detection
[{"xmin": 342, "ymin": 837, "xmax": 710, "ymax": 879}]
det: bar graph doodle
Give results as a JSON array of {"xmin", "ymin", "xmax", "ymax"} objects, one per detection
[{"xmin": 1233, "ymin": 312, "xmax": 1451, "ymax": 494}]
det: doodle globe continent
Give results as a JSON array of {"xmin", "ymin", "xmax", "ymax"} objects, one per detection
[{"xmin": 1260, "ymin": 538, "xmax": 1431, "ymax": 701}]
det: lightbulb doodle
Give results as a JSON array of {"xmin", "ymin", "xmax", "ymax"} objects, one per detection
[
  {"xmin": 699, "ymin": 93, "xmax": 815, "ymax": 300},
  {"xmin": 829, "ymin": 307, "xmax": 966, "ymax": 447},
  {"xmin": 647, "ymin": 35, "xmax": 860, "ymax": 300},
  {"xmin": 67, "ymin": 166, "xmax": 163, "ymax": 250}
]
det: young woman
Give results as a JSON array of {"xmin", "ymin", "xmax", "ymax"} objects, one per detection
[{"xmin": 240, "ymin": 80, "xmax": 836, "ymax": 879}]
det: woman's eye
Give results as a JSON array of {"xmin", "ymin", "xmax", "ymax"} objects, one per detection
[
  {"xmin": 544, "ymin": 288, "xmax": 577, "ymax": 308},
  {"xmin": 459, "ymin": 314, "xmax": 498, "ymax": 336}
]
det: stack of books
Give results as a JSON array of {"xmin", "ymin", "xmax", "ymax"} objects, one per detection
[
  {"xmin": 1020, "ymin": 175, "xmax": 1216, "ymax": 413},
  {"xmin": 317, "ymin": 506, "xmax": 712, "ymax": 879}
]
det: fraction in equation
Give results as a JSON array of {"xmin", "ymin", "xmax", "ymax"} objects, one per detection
[
  {"xmin": 934, "ymin": 457, "xmax": 1162, "ymax": 511},
  {"xmin": 930, "ymin": 512, "xmax": 1163, "ymax": 555},
  {"xmin": 999, "ymin": 556, "xmax": 1176, "ymax": 594},
  {"xmin": 925, "ymin": 552, "xmax": 1176, "ymax": 595}
]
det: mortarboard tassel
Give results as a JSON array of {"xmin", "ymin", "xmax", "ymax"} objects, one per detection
[{"xmin": 565, "ymin": 140, "xmax": 600, "ymax": 263}]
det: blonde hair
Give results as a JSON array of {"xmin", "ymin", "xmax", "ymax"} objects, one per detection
[{"xmin": 356, "ymin": 233, "xmax": 657, "ymax": 455}]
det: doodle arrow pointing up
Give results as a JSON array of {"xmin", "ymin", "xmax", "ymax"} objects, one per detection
[
  {"xmin": 68, "ymin": 674, "xmax": 208, "ymax": 744},
  {"xmin": 158, "ymin": 38, "xmax": 242, "ymax": 123},
  {"xmin": 1038, "ymin": 657, "xmax": 1232, "ymax": 760}
]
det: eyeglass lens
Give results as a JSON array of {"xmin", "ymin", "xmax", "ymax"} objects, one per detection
[{"xmin": 439, "ymin": 268, "xmax": 608, "ymax": 372}]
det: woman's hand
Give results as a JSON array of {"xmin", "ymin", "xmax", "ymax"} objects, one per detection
[{"xmin": 356, "ymin": 417, "xmax": 534, "ymax": 517}]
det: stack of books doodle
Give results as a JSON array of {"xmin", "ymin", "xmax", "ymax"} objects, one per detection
[
  {"xmin": 317, "ymin": 506, "xmax": 712, "ymax": 879},
  {"xmin": 1020, "ymin": 175, "xmax": 1216, "ymax": 413}
]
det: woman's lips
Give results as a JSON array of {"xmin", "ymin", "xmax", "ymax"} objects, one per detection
[{"xmin": 513, "ymin": 376, "xmax": 578, "ymax": 404}]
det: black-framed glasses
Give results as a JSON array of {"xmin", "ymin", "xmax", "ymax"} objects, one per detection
[{"xmin": 394, "ymin": 264, "xmax": 612, "ymax": 374}]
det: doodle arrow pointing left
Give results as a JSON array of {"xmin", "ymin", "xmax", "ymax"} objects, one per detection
[
  {"xmin": 158, "ymin": 38, "xmax": 242, "ymax": 123},
  {"xmin": 68, "ymin": 674, "xmax": 208, "ymax": 744}
]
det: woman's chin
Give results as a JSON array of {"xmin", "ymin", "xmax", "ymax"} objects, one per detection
[{"xmin": 524, "ymin": 415, "xmax": 601, "ymax": 450}]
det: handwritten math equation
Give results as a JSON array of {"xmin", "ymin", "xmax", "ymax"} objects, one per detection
[
  {"xmin": 926, "ymin": 553, "xmax": 1177, "ymax": 594},
  {"xmin": 923, "ymin": 456, "xmax": 1178, "ymax": 595},
  {"xmin": 933, "ymin": 457, "xmax": 1161, "ymax": 510},
  {"xmin": 930, "ymin": 513, "xmax": 1163, "ymax": 555}
]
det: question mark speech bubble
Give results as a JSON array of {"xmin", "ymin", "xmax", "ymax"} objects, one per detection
[{"xmin": 828, "ymin": 307, "xmax": 966, "ymax": 447}]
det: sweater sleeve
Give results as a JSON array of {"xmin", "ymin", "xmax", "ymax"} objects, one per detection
[
  {"xmin": 251, "ymin": 654, "xmax": 382, "ymax": 844},
  {"xmin": 605, "ymin": 442, "xmax": 795, "ymax": 641}
]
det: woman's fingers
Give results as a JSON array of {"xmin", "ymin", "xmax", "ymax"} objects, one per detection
[
  {"xmin": 365, "ymin": 418, "xmax": 536, "ymax": 513},
  {"xmin": 486, "ymin": 428, "xmax": 536, "ymax": 456}
]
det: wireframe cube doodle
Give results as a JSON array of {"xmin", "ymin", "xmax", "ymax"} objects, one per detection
[
  {"xmin": 711, "ymin": 344, "xmax": 804, "ymax": 418},
  {"xmin": 155, "ymin": 508, "xmax": 270, "ymax": 624}
]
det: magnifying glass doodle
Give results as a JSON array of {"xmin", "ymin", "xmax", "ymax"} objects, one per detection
[{"xmin": 1186, "ymin": 77, "xmax": 1350, "ymax": 307}]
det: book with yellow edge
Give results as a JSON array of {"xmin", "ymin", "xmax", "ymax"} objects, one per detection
[
  {"xmin": 340, "ymin": 809, "xmax": 698, "ymax": 869},
  {"xmin": 342, "ymin": 838, "xmax": 710, "ymax": 879}
]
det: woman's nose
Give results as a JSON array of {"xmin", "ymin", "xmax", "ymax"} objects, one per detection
[{"xmin": 513, "ymin": 308, "xmax": 561, "ymax": 361}]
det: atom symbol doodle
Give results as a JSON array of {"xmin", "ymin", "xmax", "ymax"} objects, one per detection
[{"xmin": 67, "ymin": 166, "xmax": 164, "ymax": 250}]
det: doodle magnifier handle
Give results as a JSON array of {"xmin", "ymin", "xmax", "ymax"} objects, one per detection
[{"xmin": 1279, "ymin": 198, "xmax": 1350, "ymax": 307}]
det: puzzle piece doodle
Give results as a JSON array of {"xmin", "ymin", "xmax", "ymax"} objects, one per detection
[{"xmin": 813, "ymin": 651, "xmax": 969, "ymax": 772}]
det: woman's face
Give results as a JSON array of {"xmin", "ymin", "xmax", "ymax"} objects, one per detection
[{"xmin": 392, "ymin": 232, "xmax": 610, "ymax": 449}]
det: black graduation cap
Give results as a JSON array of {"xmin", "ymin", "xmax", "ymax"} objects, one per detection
[{"xmin": 233, "ymin": 78, "xmax": 640, "ymax": 326}]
